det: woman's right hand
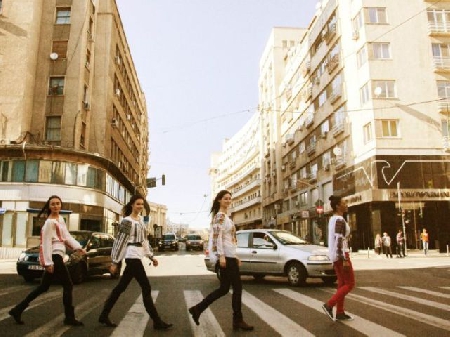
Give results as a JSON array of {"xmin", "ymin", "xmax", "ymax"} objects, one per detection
[
  {"xmin": 109, "ymin": 263, "xmax": 118, "ymax": 275},
  {"xmin": 45, "ymin": 265, "xmax": 54, "ymax": 274},
  {"xmin": 219, "ymin": 255, "xmax": 226, "ymax": 268}
]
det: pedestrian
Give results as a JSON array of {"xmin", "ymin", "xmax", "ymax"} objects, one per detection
[
  {"xmin": 420, "ymin": 228, "xmax": 429, "ymax": 255},
  {"xmin": 98, "ymin": 194, "xmax": 172, "ymax": 330},
  {"xmin": 396, "ymin": 229, "xmax": 405, "ymax": 258},
  {"xmin": 9, "ymin": 195, "xmax": 85, "ymax": 326},
  {"xmin": 188, "ymin": 190, "xmax": 254, "ymax": 331},
  {"xmin": 374, "ymin": 233, "xmax": 382, "ymax": 256},
  {"xmin": 382, "ymin": 232, "xmax": 393, "ymax": 258},
  {"xmin": 322, "ymin": 195, "xmax": 355, "ymax": 321}
]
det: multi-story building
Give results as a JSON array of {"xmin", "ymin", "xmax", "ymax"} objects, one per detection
[
  {"xmin": 210, "ymin": 113, "xmax": 262, "ymax": 229},
  {"xmin": 0, "ymin": 0, "xmax": 149, "ymax": 254},
  {"xmin": 274, "ymin": 0, "xmax": 450, "ymax": 250}
]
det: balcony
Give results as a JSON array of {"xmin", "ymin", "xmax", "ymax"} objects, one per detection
[
  {"xmin": 305, "ymin": 114, "xmax": 314, "ymax": 128},
  {"xmin": 327, "ymin": 54, "xmax": 339, "ymax": 74},
  {"xmin": 286, "ymin": 134, "xmax": 295, "ymax": 145},
  {"xmin": 335, "ymin": 157, "xmax": 346, "ymax": 169},
  {"xmin": 230, "ymin": 196, "xmax": 262, "ymax": 213},
  {"xmin": 308, "ymin": 172, "xmax": 317, "ymax": 183},
  {"xmin": 439, "ymin": 100, "xmax": 450, "ymax": 112},
  {"xmin": 329, "ymin": 86, "xmax": 342, "ymax": 104},
  {"xmin": 289, "ymin": 160, "xmax": 296, "ymax": 169},
  {"xmin": 306, "ymin": 142, "xmax": 316, "ymax": 156},
  {"xmin": 233, "ymin": 179, "xmax": 262, "ymax": 198},
  {"xmin": 325, "ymin": 23, "xmax": 337, "ymax": 44},
  {"xmin": 332, "ymin": 123, "xmax": 344, "ymax": 137},
  {"xmin": 428, "ymin": 22, "xmax": 450, "ymax": 35},
  {"xmin": 433, "ymin": 57, "xmax": 450, "ymax": 72}
]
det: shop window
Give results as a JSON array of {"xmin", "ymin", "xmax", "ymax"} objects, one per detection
[{"xmin": 12, "ymin": 160, "xmax": 25, "ymax": 182}]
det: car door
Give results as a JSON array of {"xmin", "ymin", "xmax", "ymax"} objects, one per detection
[
  {"xmin": 98, "ymin": 235, "xmax": 115, "ymax": 270},
  {"xmin": 86, "ymin": 234, "xmax": 102, "ymax": 271},
  {"xmin": 235, "ymin": 232, "xmax": 252, "ymax": 273},
  {"xmin": 250, "ymin": 232, "xmax": 280, "ymax": 274}
]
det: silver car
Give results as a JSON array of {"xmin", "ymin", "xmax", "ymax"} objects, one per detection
[{"xmin": 204, "ymin": 229, "xmax": 336, "ymax": 286}]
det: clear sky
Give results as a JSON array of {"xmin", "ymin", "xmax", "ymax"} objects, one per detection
[{"xmin": 116, "ymin": 0, "xmax": 318, "ymax": 228}]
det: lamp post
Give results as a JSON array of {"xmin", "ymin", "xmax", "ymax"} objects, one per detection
[{"xmin": 397, "ymin": 182, "xmax": 407, "ymax": 256}]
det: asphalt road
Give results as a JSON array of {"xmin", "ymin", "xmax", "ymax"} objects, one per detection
[{"xmin": 0, "ymin": 247, "xmax": 448, "ymax": 336}]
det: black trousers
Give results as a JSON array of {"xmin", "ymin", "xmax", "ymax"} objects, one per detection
[
  {"xmin": 197, "ymin": 257, "xmax": 243, "ymax": 320},
  {"xmin": 101, "ymin": 258, "xmax": 160, "ymax": 323},
  {"xmin": 14, "ymin": 254, "xmax": 75, "ymax": 317}
]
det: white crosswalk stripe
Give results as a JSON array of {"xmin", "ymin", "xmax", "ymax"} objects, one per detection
[
  {"xmin": 184, "ymin": 290, "xmax": 225, "ymax": 337},
  {"xmin": 399, "ymin": 286, "xmax": 450, "ymax": 299},
  {"xmin": 361, "ymin": 287, "xmax": 450, "ymax": 311},
  {"xmin": 322, "ymin": 288, "xmax": 450, "ymax": 330},
  {"xmin": 111, "ymin": 291, "xmax": 159, "ymax": 337},
  {"xmin": 274, "ymin": 288, "xmax": 405, "ymax": 337},
  {"xmin": 0, "ymin": 285, "xmax": 34, "ymax": 297},
  {"xmin": 241, "ymin": 290, "xmax": 314, "ymax": 336}
]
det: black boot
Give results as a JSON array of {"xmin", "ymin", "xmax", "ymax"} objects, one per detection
[
  {"xmin": 188, "ymin": 305, "xmax": 202, "ymax": 325},
  {"xmin": 233, "ymin": 316, "xmax": 254, "ymax": 331},
  {"xmin": 64, "ymin": 306, "xmax": 83, "ymax": 326},
  {"xmin": 99, "ymin": 313, "xmax": 117, "ymax": 327},
  {"xmin": 153, "ymin": 320, "xmax": 173, "ymax": 330},
  {"xmin": 9, "ymin": 304, "xmax": 27, "ymax": 325}
]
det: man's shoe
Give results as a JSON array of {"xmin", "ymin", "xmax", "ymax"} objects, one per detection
[
  {"xmin": 99, "ymin": 315, "xmax": 117, "ymax": 327},
  {"xmin": 233, "ymin": 320, "xmax": 254, "ymax": 331},
  {"xmin": 64, "ymin": 318, "xmax": 84, "ymax": 326},
  {"xmin": 322, "ymin": 303, "xmax": 334, "ymax": 321},
  {"xmin": 188, "ymin": 306, "xmax": 201, "ymax": 326},
  {"xmin": 335, "ymin": 313, "xmax": 354, "ymax": 321},
  {"xmin": 9, "ymin": 309, "xmax": 24, "ymax": 325},
  {"xmin": 153, "ymin": 320, "xmax": 173, "ymax": 330}
]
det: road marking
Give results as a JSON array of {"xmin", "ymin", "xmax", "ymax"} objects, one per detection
[
  {"xmin": 275, "ymin": 288, "xmax": 405, "ymax": 337},
  {"xmin": 241, "ymin": 290, "xmax": 313, "ymax": 337},
  {"xmin": 0, "ymin": 291, "xmax": 61, "ymax": 322},
  {"xmin": 111, "ymin": 291, "xmax": 159, "ymax": 337},
  {"xmin": 322, "ymin": 288, "xmax": 450, "ymax": 331},
  {"xmin": 25, "ymin": 294, "xmax": 102, "ymax": 337},
  {"xmin": 184, "ymin": 290, "xmax": 225, "ymax": 337},
  {"xmin": 398, "ymin": 286, "xmax": 450, "ymax": 299},
  {"xmin": 0, "ymin": 284, "xmax": 34, "ymax": 296},
  {"xmin": 441, "ymin": 287, "xmax": 450, "ymax": 290}
]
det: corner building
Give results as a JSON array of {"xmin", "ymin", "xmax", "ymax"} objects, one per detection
[
  {"xmin": 268, "ymin": 0, "xmax": 450, "ymax": 251},
  {"xmin": 0, "ymin": 0, "xmax": 149, "ymax": 255}
]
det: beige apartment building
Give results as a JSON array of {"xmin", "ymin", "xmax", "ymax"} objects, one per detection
[
  {"xmin": 210, "ymin": 113, "xmax": 262, "ymax": 229},
  {"xmin": 0, "ymin": 0, "xmax": 149, "ymax": 254}
]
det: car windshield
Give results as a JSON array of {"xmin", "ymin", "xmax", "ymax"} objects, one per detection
[
  {"xmin": 163, "ymin": 234, "xmax": 175, "ymax": 240},
  {"xmin": 70, "ymin": 232, "xmax": 91, "ymax": 248},
  {"xmin": 270, "ymin": 231, "xmax": 307, "ymax": 245},
  {"xmin": 187, "ymin": 235, "xmax": 201, "ymax": 240}
]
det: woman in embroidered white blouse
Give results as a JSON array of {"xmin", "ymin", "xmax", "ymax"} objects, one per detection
[{"xmin": 189, "ymin": 190, "xmax": 254, "ymax": 331}]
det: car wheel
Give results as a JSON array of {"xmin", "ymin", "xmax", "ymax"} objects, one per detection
[
  {"xmin": 253, "ymin": 274, "xmax": 265, "ymax": 281},
  {"xmin": 23, "ymin": 275, "xmax": 35, "ymax": 283},
  {"xmin": 322, "ymin": 276, "xmax": 337, "ymax": 285},
  {"xmin": 70, "ymin": 262, "xmax": 86, "ymax": 284},
  {"xmin": 215, "ymin": 263, "xmax": 222, "ymax": 281},
  {"xmin": 286, "ymin": 262, "xmax": 307, "ymax": 286}
]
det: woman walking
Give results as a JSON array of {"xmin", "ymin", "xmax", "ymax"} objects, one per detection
[
  {"xmin": 322, "ymin": 195, "xmax": 355, "ymax": 321},
  {"xmin": 98, "ymin": 194, "xmax": 172, "ymax": 330},
  {"xmin": 9, "ymin": 195, "xmax": 85, "ymax": 326},
  {"xmin": 188, "ymin": 190, "xmax": 253, "ymax": 331}
]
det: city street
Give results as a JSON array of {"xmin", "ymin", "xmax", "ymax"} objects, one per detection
[{"xmin": 0, "ymin": 245, "xmax": 449, "ymax": 336}]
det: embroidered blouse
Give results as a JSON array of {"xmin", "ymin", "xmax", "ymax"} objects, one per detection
[
  {"xmin": 327, "ymin": 215, "xmax": 350, "ymax": 262},
  {"xmin": 210, "ymin": 212, "xmax": 237, "ymax": 258}
]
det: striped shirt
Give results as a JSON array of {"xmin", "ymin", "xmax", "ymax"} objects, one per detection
[
  {"xmin": 39, "ymin": 216, "xmax": 82, "ymax": 267},
  {"xmin": 111, "ymin": 216, "xmax": 153, "ymax": 263}
]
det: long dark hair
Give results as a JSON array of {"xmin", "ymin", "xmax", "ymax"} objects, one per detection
[
  {"xmin": 123, "ymin": 194, "xmax": 145, "ymax": 216},
  {"xmin": 37, "ymin": 195, "xmax": 62, "ymax": 218},
  {"xmin": 329, "ymin": 195, "xmax": 342, "ymax": 212},
  {"xmin": 210, "ymin": 190, "xmax": 231, "ymax": 216}
]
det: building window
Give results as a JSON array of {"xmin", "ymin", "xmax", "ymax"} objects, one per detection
[
  {"xmin": 372, "ymin": 42, "xmax": 391, "ymax": 59},
  {"xmin": 442, "ymin": 120, "xmax": 450, "ymax": 136},
  {"xmin": 437, "ymin": 81, "xmax": 450, "ymax": 99},
  {"xmin": 363, "ymin": 122, "xmax": 373, "ymax": 144},
  {"xmin": 65, "ymin": 163, "xmax": 77, "ymax": 185},
  {"xmin": 25, "ymin": 160, "xmax": 39, "ymax": 182},
  {"xmin": 352, "ymin": 11, "xmax": 363, "ymax": 31},
  {"xmin": 373, "ymin": 80, "xmax": 396, "ymax": 98},
  {"xmin": 360, "ymin": 82, "xmax": 370, "ymax": 104},
  {"xmin": 52, "ymin": 41, "xmax": 68, "ymax": 58},
  {"xmin": 381, "ymin": 120, "xmax": 398, "ymax": 137},
  {"xmin": 56, "ymin": 8, "xmax": 71, "ymax": 24},
  {"xmin": 80, "ymin": 122, "xmax": 86, "ymax": 149},
  {"xmin": 0, "ymin": 0, "xmax": 3, "ymax": 15},
  {"xmin": 12, "ymin": 161, "xmax": 25, "ymax": 182},
  {"xmin": 48, "ymin": 77, "xmax": 65, "ymax": 95},
  {"xmin": 428, "ymin": 9, "xmax": 450, "ymax": 32},
  {"xmin": 46, "ymin": 116, "xmax": 61, "ymax": 143},
  {"xmin": 357, "ymin": 45, "xmax": 367, "ymax": 68},
  {"xmin": 367, "ymin": 8, "xmax": 387, "ymax": 24}
]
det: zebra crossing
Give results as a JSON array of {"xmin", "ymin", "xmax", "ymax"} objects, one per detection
[{"xmin": 0, "ymin": 284, "xmax": 449, "ymax": 336}]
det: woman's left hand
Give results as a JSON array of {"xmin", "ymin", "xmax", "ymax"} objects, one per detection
[
  {"xmin": 237, "ymin": 258, "xmax": 242, "ymax": 266},
  {"xmin": 152, "ymin": 258, "xmax": 159, "ymax": 267}
]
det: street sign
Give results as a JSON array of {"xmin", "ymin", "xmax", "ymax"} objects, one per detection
[
  {"xmin": 316, "ymin": 206, "xmax": 324, "ymax": 214},
  {"xmin": 0, "ymin": 208, "xmax": 6, "ymax": 215}
]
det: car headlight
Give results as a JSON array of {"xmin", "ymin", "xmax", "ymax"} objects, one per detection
[
  {"xmin": 18, "ymin": 253, "xmax": 27, "ymax": 261},
  {"xmin": 63, "ymin": 254, "xmax": 70, "ymax": 263},
  {"xmin": 308, "ymin": 255, "xmax": 330, "ymax": 261}
]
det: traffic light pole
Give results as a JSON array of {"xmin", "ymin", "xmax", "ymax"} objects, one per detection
[{"xmin": 397, "ymin": 182, "xmax": 407, "ymax": 257}]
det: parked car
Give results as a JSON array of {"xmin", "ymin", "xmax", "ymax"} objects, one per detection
[
  {"xmin": 157, "ymin": 233, "xmax": 179, "ymax": 251},
  {"xmin": 204, "ymin": 229, "xmax": 336, "ymax": 286},
  {"xmin": 185, "ymin": 234, "xmax": 204, "ymax": 251},
  {"xmin": 16, "ymin": 230, "xmax": 120, "ymax": 284}
]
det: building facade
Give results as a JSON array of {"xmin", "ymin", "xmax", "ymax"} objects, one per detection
[
  {"xmin": 210, "ymin": 113, "xmax": 262, "ymax": 229},
  {"xmin": 0, "ymin": 0, "xmax": 149, "ymax": 253}
]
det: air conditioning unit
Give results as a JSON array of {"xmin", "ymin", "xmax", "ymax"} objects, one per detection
[
  {"xmin": 281, "ymin": 165, "xmax": 286, "ymax": 171},
  {"xmin": 324, "ymin": 163, "xmax": 330, "ymax": 171},
  {"xmin": 315, "ymin": 76, "xmax": 320, "ymax": 85},
  {"xmin": 115, "ymin": 88, "xmax": 121, "ymax": 96},
  {"xmin": 321, "ymin": 130, "xmax": 328, "ymax": 138},
  {"xmin": 111, "ymin": 119, "xmax": 119, "ymax": 128},
  {"xmin": 116, "ymin": 56, "xmax": 121, "ymax": 65},
  {"xmin": 83, "ymin": 101, "xmax": 90, "ymax": 110},
  {"xmin": 127, "ymin": 114, "xmax": 131, "ymax": 121},
  {"xmin": 352, "ymin": 30, "xmax": 359, "ymax": 40}
]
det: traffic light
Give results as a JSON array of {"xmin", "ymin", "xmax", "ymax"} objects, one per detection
[
  {"xmin": 146, "ymin": 177, "xmax": 156, "ymax": 188},
  {"xmin": 161, "ymin": 174, "xmax": 166, "ymax": 186}
]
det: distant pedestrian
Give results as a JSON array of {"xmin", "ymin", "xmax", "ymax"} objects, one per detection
[
  {"xmin": 382, "ymin": 232, "xmax": 393, "ymax": 258},
  {"xmin": 420, "ymin": 229, "xmax": 429, "ymax": 255},
  {"xmin": 396, "ymin": 229, "xmax": 405, "ymax": 258},
  {"xmin": 322, "ymin": 195, "xmax": 355, "ymax": 322},
  {"xmin": 188, "ymin": 190, "xmax": 254, "ymax": 331},
  {"xmin": 374, "ymin": 234, "xmax": 382, "ymax": 255},
  {"xmin": 9, "ymin": 195, "xmax": 85, "ymax": 326},
  {"xmin": 98, "ymin": 194, "xmax": 172, "ymax": 330}
]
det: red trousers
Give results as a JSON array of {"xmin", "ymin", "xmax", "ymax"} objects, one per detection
[{"xmin": 327, "ymin": 255, "xmax": 355, "ymax": 314}]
